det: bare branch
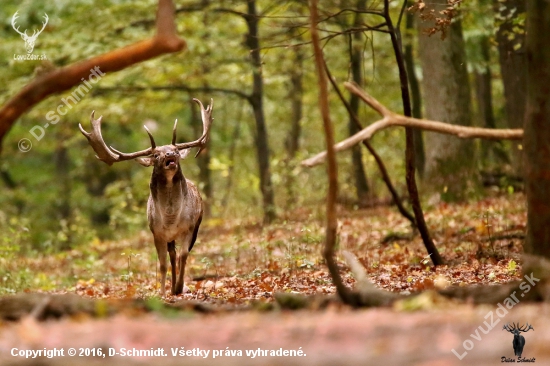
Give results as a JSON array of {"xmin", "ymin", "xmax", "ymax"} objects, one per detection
[
  {"xmin": 94, "ymin": 85, "xmax": 251, "ymax": 101},
  {"xmin": 302, "ymin": 82, "xmax": 523, "ymax": 167}
]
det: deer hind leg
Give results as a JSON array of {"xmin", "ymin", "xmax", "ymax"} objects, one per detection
[
  {"xmin": 168, "ymin": 240, "xmax": 177, "ymax": 295},
  {"xmin": 154, "ymin": 238, "xmax": 168, "ymax": 297}
]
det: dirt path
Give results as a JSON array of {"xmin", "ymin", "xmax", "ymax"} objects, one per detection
[{"xmin": 1, "ymin": 303, "xmax": 549, "ymax": 366}]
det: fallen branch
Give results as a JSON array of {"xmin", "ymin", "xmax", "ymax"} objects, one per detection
[
  {"xmin": 0, "ymin": 0, "xmax": 185, "ymax": 151},
  {"xmin": 302, "ymin": 82, "xmax": 524, "ymax": 167}
]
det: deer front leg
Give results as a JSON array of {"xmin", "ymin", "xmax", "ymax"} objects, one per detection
[
  {"xmin": 174, "ymin": 233, "xmax": 192, "ymax": 295},
  {"xmin": 154, "ymin": 237, "xmax": 168, "ymax": 297},
  {"xmin": 168, "ymin": 240, "xmax": 177, "ymax": 295}
]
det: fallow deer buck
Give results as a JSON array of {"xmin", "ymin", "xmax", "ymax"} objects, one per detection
[{"xmin": 79, "ymin": 99, "xmax": 213, "ymax": 296}]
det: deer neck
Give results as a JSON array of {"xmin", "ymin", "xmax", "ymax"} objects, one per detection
[{"xmin": 150, "ymin": 165, "xmax": 187, "ymax": 212}]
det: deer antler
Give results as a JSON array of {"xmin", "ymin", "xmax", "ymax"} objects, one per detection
[
  {"xmin": 11, "ymin": 12, "xmax": 48, "ymax": 38},
  {"xmin": 503, "ymin": 323, "xmax": 518, "ymax": 333},
  {"xmin": 79, "ymin": 111, "xmax": 153, "ymax": 165},
  {"xmin": 174, "ymin": 98, "xmax": 213, "ymax": 156},
  {"xmin": 31, "ymin": 13, "xmax": 49, "ymax": 38},
  {"xmin": 518, "ymin": 323, "xmax": 534, "ymax": 332},
  {"xmin": 503, "ymin": 322, "xmax": 534, "ymax": 333},
  {"xmin": 11, "ymin": 11, "xmax": 26, "ymax": 37}
]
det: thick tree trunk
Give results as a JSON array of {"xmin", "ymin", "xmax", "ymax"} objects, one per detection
[
  {"xmin": 417, "ymin": 15, "xmax": 478, "ymax": 201},
  {"xmin": 404, "ymin": 8, "xmax": 425, "ymax": 178},
  {"xmin": 524, "ymin": 0, "xmax": 550, "ymax": 258},
  {"xmin": 495, "ymin": 0, "xmax": 527, "ymax": 176},
  {"xmin": 245, "ymin": 0, "xmax": 276, "ymax": 223},
  {"xmin": 348, "ymin": 5, "xmax": 370, "ymax": 206}
]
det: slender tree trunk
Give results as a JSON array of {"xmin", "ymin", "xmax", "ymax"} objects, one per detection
[
  {"xmin": 495, "ymin": 0, "xmax": 527, "ymax": 177},
  {"xmin": 404, "ymin": 8, "xmax": 425, "ymax": 178},
  {"xmin": 191, "ymin": 11, "xmax": 214, "ymax": 217},
  {"xmin": 284, "ymin": 46, "xmax": 304, "ymax": 208},
  {"xmin": 324, "ymin": 64, "xmax": 416, "ymax": 227},
  {"xmin": 474, "ymin": 35, "xmax": 509, "ymax": 169},
  {"xmin": 245, "ymin": 0, "xmax": 276, "ymax": 223},
  {"xmin": 310, "ymin": 0, "xmax": 355, "ymax": 305},
  {"xmin": 417, "ymin": 13, "xmax": 478, "ymax": 201},
  {"xmin": 221, "ymin": 110, "xmax": 242, "ymax": 209},
  {"xmin": 386, "ymin": 0, "xmax": 442, "ymax": 266},
  {"xmin": 0, "ymin": 165, "xmax": 17, "ymax": 189},
  {"xmin": 524, "ymin": 0, "xmax": 550, "ymax": 258},
  {"xmin": 54, "ymin": 140, "xmax": 72, "ymax": 250},
  {"xmin": 348, "ymin": 0, "xmax": 370, "ymax": 207},
  {"xmin": 286, "ymin": 47, "xmax": 303, "ymax": 159}
]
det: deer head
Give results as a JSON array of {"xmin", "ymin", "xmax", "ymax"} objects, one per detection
[
  {"xmin": 11, "ymin": 11, "xmax": 49, "ymax": 54},
  {"xmin": 78, "ymin": 98, "xmax": 213, "ymax": 169}
]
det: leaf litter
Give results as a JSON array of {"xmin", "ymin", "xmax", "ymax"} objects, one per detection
[{"xmin": 13, "ymin": 192, "xmax": 525, "ymax": 307}]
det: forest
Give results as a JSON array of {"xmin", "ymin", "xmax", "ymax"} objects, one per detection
[{"xmin": 1, "ymin": 0, "xmax": 550, "ymax": 365}]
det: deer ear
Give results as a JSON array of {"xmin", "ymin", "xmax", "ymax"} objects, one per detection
[
  {"xmin": 135, "ymin": 157, "xmax": 155, "ymax": 167},
  {"xmin": 179, "ymin": 149, "xmax": 191, "ymax": 160}
]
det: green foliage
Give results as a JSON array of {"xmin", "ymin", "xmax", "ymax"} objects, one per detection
[{"xmin": 0, "ymin": 0, "xmax": 516, "ymax": 262}]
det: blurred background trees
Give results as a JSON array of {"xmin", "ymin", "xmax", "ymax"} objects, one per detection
[{"xmin": 0, "ymin": 0, "xmax": 530, "ymax": 253}]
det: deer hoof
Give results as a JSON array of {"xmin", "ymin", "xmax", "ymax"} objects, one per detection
[{"xmin": 173, "ymin": 283, "xmax": 189, "ymax": 295}]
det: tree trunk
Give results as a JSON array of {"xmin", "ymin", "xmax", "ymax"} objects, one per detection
[
  {"xmin": 0, "ymin": 164, "xmax": 17, "ymax": 189},
  {"xmin": 417, "ymin": 14, "xmax": 478, "ymax": 201},
  {"xmin": 286, "ymin": 47, "xmax": 303, "ymax": 159},
  {"xmin": 284, "ymin": 46, "xmax": 304, "ymax": 209},
  {"xmin": 348, "ymin": 2, "xmax": 370, "ymax": 207},
  {"xmin": 524, "ymin": 0, "xmax": 550, "ymax": 258},
  {"xmin": 474, "ymin": 35, "xmax": 509, "ymax": 169},
  {"xmin": 404, "ymin": 7, "xmax": 425, "ymax": 178},
  {"xmin": 386, "ymin": 0, "xmax": 443, "ymax": 266},
  {"xmin": 54, "ymin": 139, "xmax": 72, "ymax": 250},
  {"xmin": 245, "ymin": 0, "xmax": 276, "ymax": 223},
  {"xmin": 495, "ymin": 0, "xmax": 527, "ymax": 177}
]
